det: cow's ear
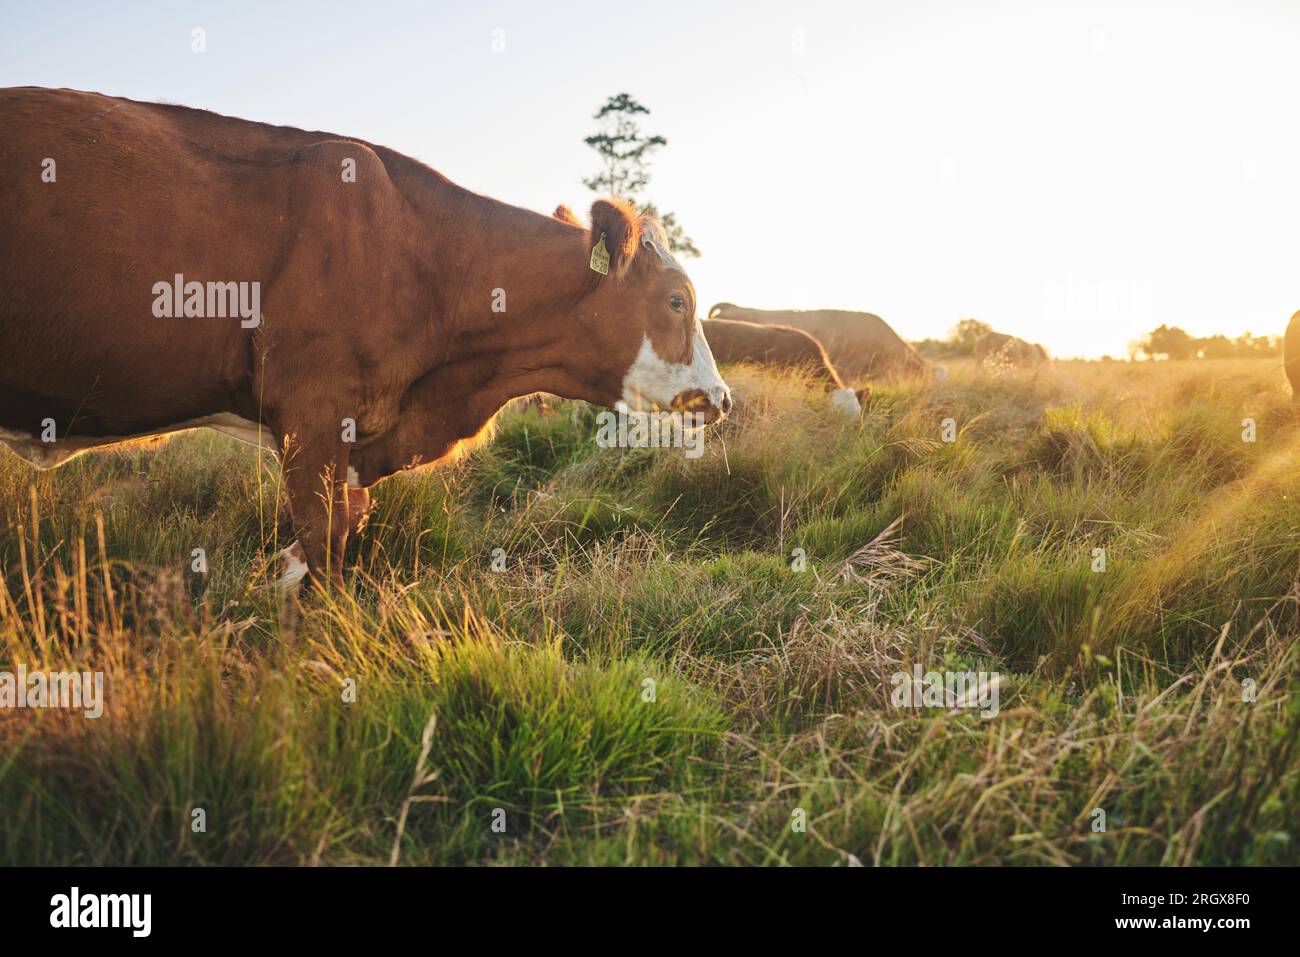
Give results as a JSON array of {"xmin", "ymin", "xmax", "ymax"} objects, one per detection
[
  {"xmin": 588, "ymin": 198, "xmax": 640, "ymax": 279},
  {"xmin": 553, "ymin": 204, "xmax": 583, "ymax": 227}
]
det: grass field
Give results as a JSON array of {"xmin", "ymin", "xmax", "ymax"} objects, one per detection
[{"xmin": 1, "ymin": 357, "xmax": 1298, "ymax": 865}]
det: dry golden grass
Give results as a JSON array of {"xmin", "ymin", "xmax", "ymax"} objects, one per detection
[{"xmin": 1, "ymin": 357, "xmax": 1297, "ymax": 864}]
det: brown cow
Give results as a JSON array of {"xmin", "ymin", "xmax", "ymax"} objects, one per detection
[
  {"xmin": 1285, "ymin": 311, "xmax": 1300, "ymax": 400},
  {"xmin": 0, "ymin": 87, "xmax": 731, "ymax": 587},
  {"xmin": 701, "ymin": 318, "xmax": 869, "ymax": 415},
  {"xmin": 708, "ymin": 303, "xmax": 935, "ymax": 380},
  {"xmin": 973, "ymin": 331, "xmax": 1051, "ymax": 369}
]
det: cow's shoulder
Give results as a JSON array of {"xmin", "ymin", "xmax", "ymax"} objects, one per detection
[{"xmin": 284, "ymin": 138, "xmax": 386, "ymax": 175}]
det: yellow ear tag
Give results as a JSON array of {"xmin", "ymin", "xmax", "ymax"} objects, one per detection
[{"xmin": 589, "ymin": 231, "xmax": 610, "ymax": 275}]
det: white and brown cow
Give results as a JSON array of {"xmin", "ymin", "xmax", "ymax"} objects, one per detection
[
  {"xmin": 701, "ymin": 317, "xmax": 869, "ymax": 414},
  {"xmin": 0, "ymin": 87, "xmax": 731, "ymax": 587},
  {"xmin": 973, "ymin": 331, "xmax": 1052, "ymax": 369},
  {"xmin": 708, "ymin": 303, "xmax": 935, "ymax": 380}
]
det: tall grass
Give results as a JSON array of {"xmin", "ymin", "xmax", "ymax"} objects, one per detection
[{"xmin": 1, "ymin": 358, "xmax": 1297, "ymax": 864}]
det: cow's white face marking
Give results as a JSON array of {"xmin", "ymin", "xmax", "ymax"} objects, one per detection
[
  {"xmin": 620, "ymin": 220, "xmax": 728, "ymax": 412},
  {"xmin": 620, "ymin": 318, "xmax": 729, "ymax": 414},
  {"xmin": 830, "ymin": 387, "xmax": 862, "ymax": 416}
]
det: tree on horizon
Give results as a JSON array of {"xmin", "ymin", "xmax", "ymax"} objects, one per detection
[
  {"xmin": 1133, "ymin": 323, "xmax": 1280, "ymax": 359},
  {"xmin": 582, "ymin": 93, "xmax": 699, "ymax": 258}
]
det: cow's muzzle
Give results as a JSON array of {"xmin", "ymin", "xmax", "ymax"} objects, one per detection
[{"xmin": 670, "ymin": 387, "xmax": 732, "ymax": 426}]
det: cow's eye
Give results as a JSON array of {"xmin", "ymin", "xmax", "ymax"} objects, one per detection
[{"xmin": 669, "ymin": 295, "xmax": 685, "ymax": 312}]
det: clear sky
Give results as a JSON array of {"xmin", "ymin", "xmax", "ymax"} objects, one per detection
[{"xmin": 4, "ymin": 0, "xmax": 1298, "ymax": 357}]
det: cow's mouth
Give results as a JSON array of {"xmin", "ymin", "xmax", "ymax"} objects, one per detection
[{"xmin": 670, "ymin": 388, "xmax": 731, "ymax": 426}]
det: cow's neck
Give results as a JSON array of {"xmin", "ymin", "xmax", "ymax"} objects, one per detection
[
  {"xmin": 354, "ymin": 177, "xmax": 607, "ymax": 483},
  {"xmin": 437, "ymin": 192, "xmax": 605, "ymax": 400}
]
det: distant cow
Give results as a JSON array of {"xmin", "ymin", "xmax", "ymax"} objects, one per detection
[
  {"xmin": 974, "ymin": 332, "xmax": 1051, "ymax": 369},
  {"xmin": 702, "ymin": 318, "xmax": 868, "ymax": 415},
  {"xmin": 1286, "ymin": 312, "xmax": 1300, "ymax": 399},
  {"xmin": 707, "ymin": 303, "xmax": 933, "ymax": 380},
  {"xmin": 0, "ymin": 87, "xmax": 732, "ymax": 588}
]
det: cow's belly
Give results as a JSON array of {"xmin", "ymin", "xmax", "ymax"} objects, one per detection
[{"xmin": 0, "ymin": 413, "xmax": 275, "ymax": 469}]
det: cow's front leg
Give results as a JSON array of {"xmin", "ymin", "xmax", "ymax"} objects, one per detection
[
  {"xmin": 279, "ymin": 466, "xmax": 375, "ymax": 590},
  {"xmin": 278, "ymin": 430, "xmax": 352, "ymax": 590},
  {"xmin": 345, "ymin": 484, "xmax": 373, "ymax": 538}
]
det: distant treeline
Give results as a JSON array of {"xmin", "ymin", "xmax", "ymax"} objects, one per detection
[
  {"xmin": 913, "ymin": 319, "xmax": 997, "ymax": 358},
  {"xmin": 912, "ymin": 320, "xmax": 1281, "ymax": 361},
  {"xmin": 1129, "ymin": 324, "xmax": 1280, "ymax": 360}
]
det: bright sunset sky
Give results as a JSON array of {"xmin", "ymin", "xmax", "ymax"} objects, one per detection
[{"xmin": 4, "ymin": 0, "xmax": 1299, "ymax": 357}]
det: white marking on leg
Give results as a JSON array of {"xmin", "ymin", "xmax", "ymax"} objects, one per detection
[
  {"xmin": 830, "ymin": 387, "xmax": 862, "ymax": 416},
  {"xmin": 279, "ymin": 541, "xmax": 309, "ymax": 588}
]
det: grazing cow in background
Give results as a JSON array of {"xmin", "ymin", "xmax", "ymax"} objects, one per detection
[
  {"xmin": 1286, "ymin": 311, "xmax": 1300, "ymax": 400},
  {"xmin": 974, "ymin": 331, "xmax": 1051, "ymax": 369},
  {"xmin": 708, "ymin": 303, "xmax": 936, "ymax": 380},
  {"xmin": 701, "ymin": 318, "xmax": 868, "ymax": 415},
  {"xmin": 0, "ymin": 87, "xmax": 731, "ymax": 588}
]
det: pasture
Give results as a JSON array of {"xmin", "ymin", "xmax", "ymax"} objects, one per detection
[{"xmin": 1, "ymin": 357, "xmax": 1297, "ymax": 865}]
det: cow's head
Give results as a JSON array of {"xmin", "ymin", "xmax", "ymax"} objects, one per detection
[{"xmin": 556, "ymin": 200, "xmax": 731, "ymax": 425}]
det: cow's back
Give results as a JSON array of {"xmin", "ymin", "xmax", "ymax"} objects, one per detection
[
  {"xmin": 0, "ymin": 88, "xmax": 420, "ymax": 441},
  {"xmin": 2, "ymin": 90, "xmax": 292, "ymax": 427},
  {"xmin": 973, "ymin": 332, "xmax": 1011, "ymax": 361},
  {"xmin": 975, "ymin": 332, "xmax": 1049, "ymax": 367},
  {"xmin": 708, "ymin": 303, "xmax": 923, "ymax": 378},
  {"xmin": 702, "ymin": 318, "xmax": 842, "ymax": 387}
]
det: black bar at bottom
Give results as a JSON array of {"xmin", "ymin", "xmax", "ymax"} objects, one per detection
[{"xmin": 0, "ymin": 865, "xmax": 1285, "ymax": 943}]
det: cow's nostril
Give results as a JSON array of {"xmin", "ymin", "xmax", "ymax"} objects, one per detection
[{"xmin": 720, "ymin": 393, "xmax": 733, "ymax": 415}]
